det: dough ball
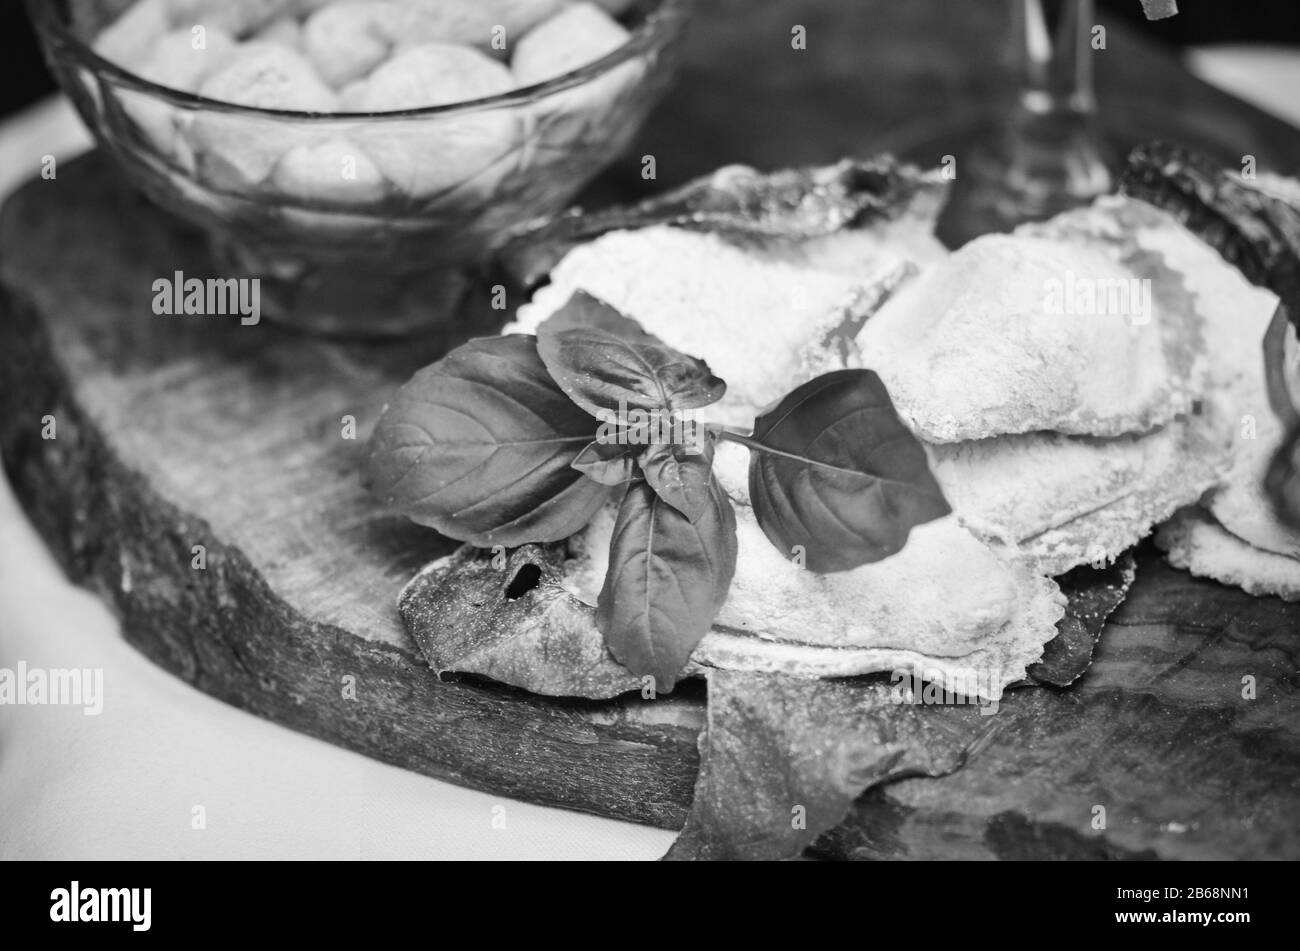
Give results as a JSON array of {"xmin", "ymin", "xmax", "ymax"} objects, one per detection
[
  {"xmin": 136, "ymin": 25, "xmax": 238, "ymax": 91},
  {"xmin": 120, "ymin": 26, "xmax": 236, "ymax": 172},
  {"xmin": 270, "ymin": 137, "xmax": 390, "ymax": 203},
  {"xmin": 348, "ymin": 43, "xmax": 517, "ymax": 199},
  {"xmin": 513, "ymin": 4, "xmax": 640, "ymax": 159},
  {"xmin": 399, "ymin": 0, "xmax": 570, "ymax": 50},
  {"xmin": 301, "ymin": 2, "xmax": 400, "ymax": 88},
  {"xmin": 93, "ymin": 0, "xmax": 171, "ymax": 69},
  {"xmin": 338, "ymin": 79, "xmax": 371, "ymax": 111},
  {"xmin": 359, "ymin": 117, "xmax": 521, "ymax": 203},
  {"xmin": 196, "ymin": 42, "xmax": 338, "ymax": 110},
  {"xmin": 191, "ymin": 44, "xmax": 339, "ymax": 189},
  {"xmin": 300, "ymin": 0, "xmax": 562, "ymax": 87},
  {"xmin": 511, "ymin": 2, "xmax": 630, "ymax": 87},
  {"xmin": 349, "ymin": 42, "xmax": 513, "ymax": 111}
]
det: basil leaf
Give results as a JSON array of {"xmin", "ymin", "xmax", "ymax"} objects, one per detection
[
  {"xmin": 572, "ymin": 439, "xmax": 640, "ymax": 486},
  {"xmin": 364, "ymin": 335, "xmax": 613, "ymax": 546},
  {"xmin": 536, "ymin": 292, "xmax": 726, "ymax": 417},
  {"xmin": 639, "ymin": 431, "xmax": 715, "ymax": 522},
  {"xmin": 745, "ymin": 369, "xmax": 950, "ymax": 572},
  {"xmin": 595, "ymin": 477, "xmax": 737, "ymax": 692}
]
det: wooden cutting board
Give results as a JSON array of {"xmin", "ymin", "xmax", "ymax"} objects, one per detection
[{"xmin": 3, "ymin": 0, "xmax": 1299, "ymax": 857}]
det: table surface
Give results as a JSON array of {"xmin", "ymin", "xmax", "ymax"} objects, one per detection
[{"xmin": 3, "ymin": 0, "xmax": 1300, "ymax": 859}]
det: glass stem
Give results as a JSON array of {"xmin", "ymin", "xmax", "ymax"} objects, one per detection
[
  {"xmin": 1004, "ymin": 0, "xmax": 1112, "ymax": 214},
  {"xmin": 1019, "ymin": 0, "xmax": 1095, "ymax": 116}
]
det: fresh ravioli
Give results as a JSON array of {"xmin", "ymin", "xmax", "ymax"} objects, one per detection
[
  {"xmin": 563, "ymin": 441, "xmax": 1066, "ymax": 701},
  {"xmin": 470, "ymin": 190, "xmax": 1290, "ymax": 699},
  {"xmin": 507, "ymin": 224, "xmax": 927, "ymax": 427},
  {"xmin": 856, "ymin": 226, "xmax": 1202, "ymax": 443}
]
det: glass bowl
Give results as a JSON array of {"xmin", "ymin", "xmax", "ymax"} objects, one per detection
[{"xmin": 26, "ymin": 0, "xmax": 691, "ymax": 336}]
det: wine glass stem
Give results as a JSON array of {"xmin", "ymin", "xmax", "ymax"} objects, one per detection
[
  {"xmin": 931, "ymin": 0, "xmax": 1115, "ymax": 245},
  {"xmin": 1006, "ymin": 0, "xmax": 1112, "ymax": 208},
  {"xmin": 1018, "ymin": 0, "xmax": 1096, "ymax": 116}
]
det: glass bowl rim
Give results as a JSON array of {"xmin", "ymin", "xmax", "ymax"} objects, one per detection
[{"xmin": 25, "ymin": 0, "xmax": 691, "ymax": 120}]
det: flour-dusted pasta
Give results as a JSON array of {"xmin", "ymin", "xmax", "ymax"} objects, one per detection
[
  {"xmin": 352, "ymin": 44, "xmax": 518, "ymax": 199},
  {"xmin": 191, "ymin": 44, "xmax": 339, "ymax": 188}
]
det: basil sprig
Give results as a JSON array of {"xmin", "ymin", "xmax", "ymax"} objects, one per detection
[{"xmin": 366, "ymin": 293, "xmax": 949, "ymax": 690}]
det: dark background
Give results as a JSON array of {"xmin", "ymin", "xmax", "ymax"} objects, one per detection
[{"xmin": 5, "ymin": 0, "xmax": 1300, "ymax": 119}]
